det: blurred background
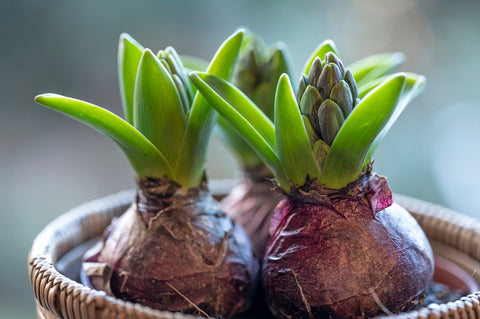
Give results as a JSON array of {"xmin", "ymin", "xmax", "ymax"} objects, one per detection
[{"xmin": 1, "ymin": 0, "xmax": 480, "ymax": 317}]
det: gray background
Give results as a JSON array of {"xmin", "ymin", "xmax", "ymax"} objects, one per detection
[{"xmin": 1, "ymin": 0, "xmax": 480, "ymax": 317}]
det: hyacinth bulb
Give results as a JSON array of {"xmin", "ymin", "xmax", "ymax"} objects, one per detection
[
  {"xmin": 187, "ymin": 38, "xmax": 431, "ymax": 318},
  {"xmin": 263, "ymin": 172, "xmax": 434, "ymax": 318},
  {"xmin": 84, "ymin": 179, "xmax": 258, "ymax": 318},
  {"xmin": 36, "ymin": 31, "xmax": 261, "ymax": 318}
]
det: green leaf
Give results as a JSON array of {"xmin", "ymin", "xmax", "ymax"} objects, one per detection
[
  {"xmin": 191, "ymin": 72, "xmax": 276, "ymax": 148},
  {"xmin": 180, "ymin": 55, "xmax": 209, "ymax": 72},
  {"xmin": 357, "ymin": 71, "xmax": 422, "ymax": 99},
  {"xmin": 164, "ymin": 47, "xmax": 195, "ymax": 103},
  {"xmin": 320, "ymin": 74, "xmax": 407, "ymax": 189},
  {"xmin": 348, "ymin": 52, "xmax": 405, "ymax": 88},
  {"xmin": 301, "ymin": 39, "xmax": 338, "ymax": 76},
  {"xmin": 357, "ymin": 76, "xmax": 385, "ymax": 99},
  {"xmin": 176, "ymin": 30, "xmax": 245, "ymax": 188},
  {"xmin": 363, "ymin": 73, "xmax": 426, "ymax": 166},
  {"xmin": 134, "ymin": 49, "xmax": 186, "ymax": 165},
  {"xmin": 215, "ymin": 40, "xmax": 295, "ymax": 170},
  {"xmin": 118, "ymin": 33, "xmax": 144, "ymax": 124},
  {"xmin": 267, "ymin": 42, "xmax": 295, "ymax": 86},
  {"xmin": 260, "ymin": 42, "xmax": 296, "ymax": 113},
  {"xmin": 275, "ymin": 74, "xmax": 321, "ymax": 189},
  {"xmin": 34, "ymin": 94, "xmax": 175, "ymax": 180},
  {"xmin": 215, "ymin": 117, "xmax": 263, "ymax": 167},
  {"xmin": 189, "ymin": 72, "xmax": 287, "ymax": 186}
]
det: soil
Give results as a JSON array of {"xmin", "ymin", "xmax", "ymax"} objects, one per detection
[{"xmin": 424, "ymin": 281, "xmax": 465, "ymax": 306}]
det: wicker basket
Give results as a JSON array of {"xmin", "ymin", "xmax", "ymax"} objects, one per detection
[{"xmin": 28, "ymin": 185, "xmax": 480, "ymax": 319}]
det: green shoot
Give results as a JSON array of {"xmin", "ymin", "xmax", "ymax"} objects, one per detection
[
  {"xmin": 175, "ymin": 30, "xmax": 244, "ymax": 187},
  {"xmin": 349, "ymin": 52, "xmax": 405, "ymax": 88},
  {"xmin": 274, "ymin": 74, "xmax": 320, "ymax": 186},
  {"xmin": 180, "ymin": 55, "xmax": 209, "ymax": 72},
  {"xmin": 189, "ymin": 72, "xmax": 288, "ymax": 187},
  {"xmin": 35, "ymin": 30, "xmax": 245, "ymax": 189},
  {"xmin": 215, "ymin": 32, "xmax": 295, "ymax": 170},
  {"xmin": 118, "ymin": 33, "xmax": 144, "ymax": 124},
  {"xmin": 191, "ymin": 40, "xmax": 426, "ymax": 192},
  {"xmin": 134, "ymin": 49, "xmax": 186, "ymax": 165}
]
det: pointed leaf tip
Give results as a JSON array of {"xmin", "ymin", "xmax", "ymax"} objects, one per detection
[
  {"xmin": 142, "ymin": 48, "xmax": 155, "ymax": 60},
  {"xmin": 302, "ymin": 39, "xmax": 339, "ymax": 76},
  {"xmin": 34, "ymin": 93, "xmax": 175, "ymax": 179},
  {"xmin": 392, "ymin": 51, "xmax": 406, "ymax": 64},
  {"xmin": 349, "ymin": 51, "xmax": 407, "ymax": 88},
  {"xmin": 414, "ymin": 74, "xmax": 427, "ymax": 91},
  {"xmin": 134, "ymin": 48, "xmax": 185, "ymax": 166},
  {"xmin": 118, "ymin": 34, "xmax": 144, "ymax": 124},
  {"xmin": 35, "ymin": 93, "xmax": 55, "ymax": 104},
  {"xmin": 120, "ymin": 33, "xmax": 134, "ymax": 43},
  {"xmin": 279, "ymin": 72, "xmax": 289, "ymax": 83}
]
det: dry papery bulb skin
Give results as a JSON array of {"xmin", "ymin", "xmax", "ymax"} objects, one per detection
[
  {"xmin": 263, "ymin": 171, "xmax": 434, "ymax": 318},
  {"xmin": 221, "ymin": 165, "xmax": 282, "ymax": 258},
  {"xmin": 84, "ymin": 177, "xmax": 259, "ymax": 318}
]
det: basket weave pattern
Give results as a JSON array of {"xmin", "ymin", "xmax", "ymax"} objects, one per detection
[{"xmin": 28, "ymin": 190, "xmax": 480, "ymax": 319}]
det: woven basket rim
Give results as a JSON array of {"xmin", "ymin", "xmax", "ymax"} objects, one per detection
[{"xmin": 28, "ymin": 183, "xmax": 480, "ymax": 319}]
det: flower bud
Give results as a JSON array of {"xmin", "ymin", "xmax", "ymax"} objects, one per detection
[
  {"xmin": 297, "ymin": 52, "xmax": 359, "ymax": 146},
  {"xmin": 317, "ymin": 99, "xmax": 345, "ymax": 145},
  {"xmin": 233, "ymin": 36, "xmax": 294, "ymax": 118},
  {"xmin": 330, "ymin": 80, "xmax": 354, "ymax": 118}
]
